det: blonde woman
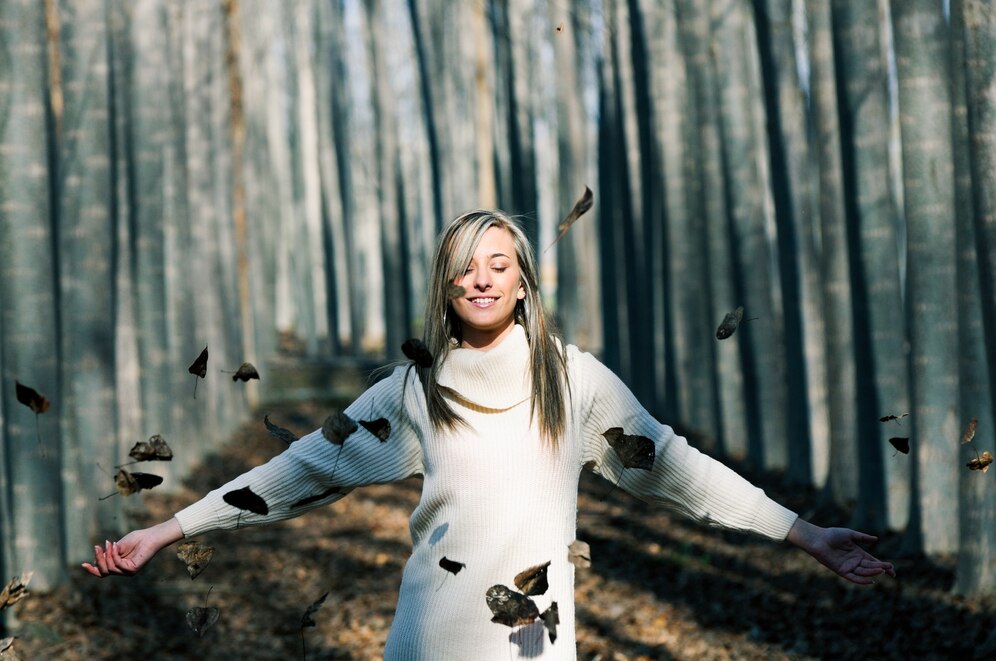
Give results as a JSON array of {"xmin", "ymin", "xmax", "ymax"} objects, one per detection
[{"xmin": 85, "ymin": 210, "xmax": 893, "ymax": 660}]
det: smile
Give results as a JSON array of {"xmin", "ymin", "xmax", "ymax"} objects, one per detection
[{"xmin": 469, "ymin": 297, "xmax": 497, "ymax": 306}]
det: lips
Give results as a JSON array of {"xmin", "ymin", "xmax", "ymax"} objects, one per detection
[{"xmin": 468, "ymin": 297, "xmax": 498, "ymax": 307}]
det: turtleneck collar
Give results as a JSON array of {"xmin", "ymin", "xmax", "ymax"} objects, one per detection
[{"xmin": 436, "ymin": 324, "xmax": 531, "ymax": 409}]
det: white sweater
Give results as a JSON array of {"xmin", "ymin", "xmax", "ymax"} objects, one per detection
[{"xmin": 174, "ymin": 325, "xmax": 798, "ymax": 659}]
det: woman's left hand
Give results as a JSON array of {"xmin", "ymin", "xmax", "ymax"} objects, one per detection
[{"xmin": 786, "ymin": 518, "xmax": 896, "ymax": 585}]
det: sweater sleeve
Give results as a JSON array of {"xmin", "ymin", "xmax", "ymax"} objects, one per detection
[
  {"xmin": 571, "ymin": 347, "xmax": 798, "ymax": 541},
  {"xmin": 174, "ymin": 365, "xmax": 425, "ymax": 538}
]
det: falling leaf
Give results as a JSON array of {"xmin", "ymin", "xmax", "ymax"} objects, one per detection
[
  {"xmin": 129, "ymin": 434, "xmax": 173, "ymax": 462},
  {"xmin": 541, "ymin": 602, "xmax": 559, "ymax": 643},
  {"xmin": 113, "ymin": 469, "xmax": 163, "ymax": 496},
  {"xmin": 322, "ymin": 411, "xmax": 358, "ymax": 445},
  {"xmin": 879, "ymin": 413, "xmax": 909, "ymax": 424},
  {"xmin": 545, "ymin": 186, "xmax": 593, "ymax": 253},
  {"xmin": 402, "ymin": 338, "xmax": 434, "ymax": 368},
  {"xmin": 176, "ymin": 541, "xmax": 215, "ymax": 580},
  {"xmin": 289, "ymin": 486, "xmax": 343, "ymax": 509},
  {"xmin": 961, "ymin": 418, "xmax": 978, "ymax": 445},
  {"xmin": 188, "ymin": 347, "xmax": 209, "ymax": 377},
  {"xmin": 715, "ymin": 306, "xmax": 745, "ymax": 340},
  {"xmin": 359, "ymin": 418, "xmax": 391, "ymax": 442},
  {"xmin": 14, "ymin": 381, "xmax": 49, "ymax": 414},
  {"xmin": 229, "ymin": 362, "xmax": 260, "ymax": 382},
  {"xmin": 301, "ymin": 591, "xmax": 329, "ymax": 628},
  {"xmin": 568, "ymin": 540, "xmax": 591, "ymax": 569},
  {"xmin": 555, "ymin": 21, "xmax": 565, "ymax": 33},
  {"xmin": 447, "ymin": 283, "xmax": 466, "ymax": 300},
  {"xmin": 602, "ymin": 428, "xmax": 656, "ymax": 470},
  {"xmin": 888, "ymin": 437, "xmax": 910, "ymax": 455},
  {"xmin": 188, "ymin": 346, "xmax": 209, "ymax": 398},
  {"xmin": 186, "ymin": 586, "xmax": 220, "ymax": 637},
  {"xmin": 514, "ymin": 561, "xmax": 550, "ymax": 596},
  {"xmin": 967, "ymin": 451, "xmax": 993, "ymax": 473},
  {"xmin": 186, "ymin": 606, "xmax": 220, "ymax": 637},
  {"xmin": 0, "ymin": 572, "xmax": 32, "ymax": 611},
  {"xmin": 439, "ymin": 557, "xmax": 466, "ymax": 575},
  {"xmin": 485, "ymin": 584, "xmax": 540, "ymax": 627},
  {"xmin": 223, "ymin": 486, "xmax": 269, "ymax": 515},
  {"xmin": 263, "ymin": 414, "xmax": 298, "ymax": 445}
]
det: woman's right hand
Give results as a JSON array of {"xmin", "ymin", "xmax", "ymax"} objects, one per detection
[{"xmin": 82, "ymin": 518, "xmax": 184, "ymax": 578}]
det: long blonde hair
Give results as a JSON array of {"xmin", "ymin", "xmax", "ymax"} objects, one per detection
[{"xmin": 415, "ymin": 209, "xmax": 568, "ymax": 444}]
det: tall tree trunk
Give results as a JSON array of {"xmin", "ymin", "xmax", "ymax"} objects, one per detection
[
  {"xmin": 678, "ymin": 0, "xmax": 748, "ymax": 459},
  {"xmin": 893, "ymin": 0, "xmax": 959, "ymax": 555},
  {"xmin": 961, "ymin": 0, "xmax": 996, "ymax": 592},
  {"xmin": 597, "ymin": 2, "xmax": 633, "ymax": 386},
  {"xmin": 808, "ymin": 0, "xmax": 859, "ymax": 507},
  {"xmin": 365, "ymin": 0, "xmax": 409, "ymax": 356},
  {"xmin": 314, "ymin": 0, "xmax": 350, "ymax": 354},
  {"xmin": 832, "ymin": 0, "xmax": 909, "ymax": 533},
  {"xmin": 620, "ymin": 0, "xmax": 661, "ymax": 413},
  {"xmin": 754, "ymin": 0, "xmax": 827, "ymax": 485},
  {"xmin": 54, "ymin": 0, "xmax": 118, "ymax": 554},
  {"xmin": 711, "ymin": 0, "xmax": 788, "ymax": 471},
  {"xmin": 129, "ymin": 0, "xmax": 172, "ymax": 442},
  {"xmin": 0, "ymin": 0, "xmax": 65, "ymax": 590}
]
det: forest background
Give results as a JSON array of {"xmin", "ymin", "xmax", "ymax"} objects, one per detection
[{"xmin": 0, "ymin": 0, "xmax": 994, "ymax": 644}]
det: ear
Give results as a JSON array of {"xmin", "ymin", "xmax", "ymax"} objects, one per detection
[{"xmin": 517, "ymin": 281, "xmax": 526, "ymax": 300}]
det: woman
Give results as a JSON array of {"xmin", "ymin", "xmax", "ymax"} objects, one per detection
[{"xmin": 85, "ymin": 210, "xmax": 894, "ymax": 659}]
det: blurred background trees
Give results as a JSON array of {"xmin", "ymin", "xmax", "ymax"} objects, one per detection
[{"xmin": 0, "ymin": 0, "xmax": 992, "ymax": 603}]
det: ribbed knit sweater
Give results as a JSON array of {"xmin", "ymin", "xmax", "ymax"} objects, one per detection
[{"xmin": 174, "ymin": 325, "xmax": 798, "ymax": 659}]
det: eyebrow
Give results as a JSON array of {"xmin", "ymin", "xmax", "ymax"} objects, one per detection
[{"xmin": 488, "ymin": 253, "xmax": 510, "ymax": 259}]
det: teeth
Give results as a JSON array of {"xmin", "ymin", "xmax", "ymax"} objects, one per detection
[{"xmin": 472, "ymin": 297, "xmax": 495, "ymax": 304}]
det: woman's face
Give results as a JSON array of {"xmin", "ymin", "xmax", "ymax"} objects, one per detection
[{"xmin": 451, "ymin": 226, "xmax": 526, "ymax": 350}]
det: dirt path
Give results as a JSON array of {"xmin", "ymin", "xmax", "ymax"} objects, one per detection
[{"xmin": 7, "ymin": 399, "xmax": 996, "ymax": 660}]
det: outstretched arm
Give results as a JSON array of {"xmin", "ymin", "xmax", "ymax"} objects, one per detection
[
  {"xmin": 82, "ymin": 517, "xmax": 184, "ymax": 578},
  {"xmin": 786, "ymin": 518, "xmax": 895, "ymax": 585}
]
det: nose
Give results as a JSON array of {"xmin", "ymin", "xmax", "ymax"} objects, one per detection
[{"xmin": 473, "ymin": 269, "xmax": 491, "ymax": 291}]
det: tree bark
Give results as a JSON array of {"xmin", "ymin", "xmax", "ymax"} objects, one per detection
[
  {"xmin": 960, "ymin": 0, "xmax": 996, "ymax": 593},
  {"xmin": 711, "ymin": 0, "xmax": 788, "ymax": 470},
  {"xmin": 808, "ymin": 0, "xmax": 858, "ymax": 507},
  {"xmin": 831, "ymin": 0, "xmax": 909, "ymax": 533},
  {"xmin": 893, "ymin": 0, "xmax": 959, "ymax": 555},
  {"xmin": 0, "ymin": 0, "xmax": 65, "ymax": 590}
]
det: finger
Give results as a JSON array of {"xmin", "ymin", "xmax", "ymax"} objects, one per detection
[
  {"xmin": 104, "ymin": 540, "xmax": 123, "ymax": 575},
  {"xmin": 81, "ymin": 562, "xmax": 102, "ymax": 578},
  {"xmin": 853, "ymin": 565, "xmax": 885, "ymax": 577},
  {"xmin": 850, "ymin": 531, "xmax": 878, "ymax": 545},
  {"xmin": 843, "ymin": 572, "xmax": 876, "ymax": 585},
  {"xmin": 94, "ymin": 544, "xmax": 109, "ymax": 575},
  {"xmin": 109, "ymin": 541, "xmax": 133, "ymax": 575}
]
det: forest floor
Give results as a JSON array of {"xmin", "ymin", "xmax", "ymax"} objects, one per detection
[{"xmin": 5, "ymin": 397, "xmax": 996, "ymax": 660}]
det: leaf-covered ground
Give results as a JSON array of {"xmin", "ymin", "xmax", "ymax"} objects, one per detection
[{"xmin": 6, "ymin": 399, "xmax": 996, "ymax": 660}]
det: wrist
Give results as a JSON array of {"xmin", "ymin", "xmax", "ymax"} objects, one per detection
[{"xmin": 150, "ymin": 518, "xmax": 185, "ymax": 547}]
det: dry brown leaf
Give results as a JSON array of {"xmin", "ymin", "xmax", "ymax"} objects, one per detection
[
  {"xmin": 961, "ymin": 418, "xmax": 978, "ymax": 444},
  {"xmin": 177, "ymin": 541, "xmax": 215, "ymax": 580},
  {"xmin": 514, "ymin": 561, "xmax": 550, "ymax": 596},
  {"xmin": 0, "ymin": 572, "xmax": 32, "ymax": 611}
]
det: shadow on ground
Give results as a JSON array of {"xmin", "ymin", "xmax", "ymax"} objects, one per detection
[{"xmin": 6, "ymin": 398, "xmax": 996, "ymax": 660}]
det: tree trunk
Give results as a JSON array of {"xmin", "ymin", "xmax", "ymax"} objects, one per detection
[
  {"xmin": 893, "ymin": 0, "xmax": 959, "ymax": 555},
  {"xmin": 831, "ymin": 0, "xmax": 909, "ymax": 533},
  {"xmin": 677, "ymin": 0, "xmax": 748, "ymax": 459},
  {"xmin": 960, "ymin": 0, "xmax": 996, "ymax": 593},
  {"xmin": 808, "ymin": 0, "xmax": 858, "ymax": 507},
  {"xmin": 365, "ymin": 0, "xmax": 409, "ymax": 356},
  {"xmin": 0, "ymin": 0, "xmax": 65, "ymax": 590},
  {"xmin": 754, "ymin": 0, "xmax": 827, "ymax": 486},
  {"xmin": 54, "ymin": 0, "xmax": 118, "ymax": 554},
  {"xmin": 711, "ymin": 0, "xmax": 788, "ymax": 471}
]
